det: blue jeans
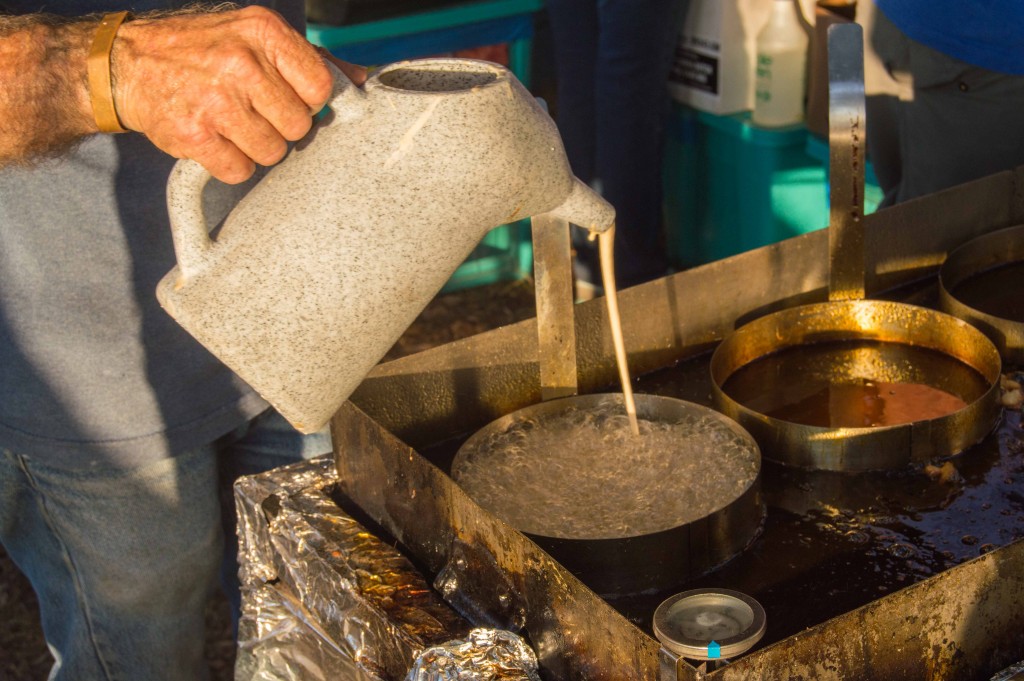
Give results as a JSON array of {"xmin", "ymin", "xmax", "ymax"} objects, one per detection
[
  {"xmin": 0, "ymin": 408, "xmax": 330, "ymax": 681},
  {"xmin": 545, "ymin": 0, "xmax": 681, "ymax": 287}
]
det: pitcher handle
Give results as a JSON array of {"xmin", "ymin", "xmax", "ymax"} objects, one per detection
[
  {"xmin": 166, "ymin": 158, "xmax": 215, "ymax": 281},
  {"xmin": 166, "ymin": 62, "xmax": 364, "ymax": 279}
]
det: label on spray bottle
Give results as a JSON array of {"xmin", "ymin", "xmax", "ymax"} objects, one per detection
[
  {"xmin": 672, "ymin": 35, "xmax": 722, "ymax": 95},
  {"xmin": 754, "ymin": 53, "xmax": 774, "ymax": 106},
  {"xmin": 668, "ymin": 0, "xmax": 773, "ymax": 115}
]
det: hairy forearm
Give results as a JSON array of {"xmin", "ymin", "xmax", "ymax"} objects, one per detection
[
  {"xmin": 0, "ymin": 6, "xmax": 360, "ymax": 183},
  {"xmin": 0, "ymin": 14, "xmax": 98, "ymax": 165}
]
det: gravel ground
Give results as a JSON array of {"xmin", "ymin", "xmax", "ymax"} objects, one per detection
[{"xmin": 0, "ymin": 279, "xmax": 536, "ymax": 680}]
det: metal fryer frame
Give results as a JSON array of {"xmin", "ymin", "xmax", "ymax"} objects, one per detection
[{"xmin": 333, "ymin": 167, "xmax": 1024, "ymax": 680}]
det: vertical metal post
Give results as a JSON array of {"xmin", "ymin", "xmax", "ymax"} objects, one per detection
[
  {"xmin": 531, "ymin": 214, "xmax": 579, "ymax": 400},
  {"xmin": 827, "ymin": 22, "xmax": 867, "ymax": 301}
]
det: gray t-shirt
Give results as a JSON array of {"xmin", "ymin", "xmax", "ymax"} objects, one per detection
[{"xmin": 0, "ymin": 1, "xmax": 305, "ymax": 468}]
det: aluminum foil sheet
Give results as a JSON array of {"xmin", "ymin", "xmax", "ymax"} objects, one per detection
[
  {"xmin": 234, "ymin": 455, "xmax": 470, "ymax": 680},
  {"xmin": 236, "ymin": 582, "xmax": 381, "ymax": 681},
  {"xmin": 405, "ymin": 628, "xmax": 541, "ymax": 681}
]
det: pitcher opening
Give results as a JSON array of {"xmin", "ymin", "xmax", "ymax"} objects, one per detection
[{"xmin": 377, "ymin": 59, "xmax": 501, "ymax": 92}]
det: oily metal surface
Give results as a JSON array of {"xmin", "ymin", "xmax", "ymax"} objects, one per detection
[
  {"xmin": 337, "ymin": 167, "xmax": 1024, "ymax": 680},
  {"xmin": 710, "ymin": 539, "xmax": 1024, "ymax": 681},
  {"xmin": 710, "ymin": 300, "xmax": 1002, "ymax": 471},
  {"xmin": 940, "ymin": 224, "xmax": 1024, "ymax": 364},
  {"xmin": 450, "ymin": 393, "xmax": 764, "ymax": 596}
]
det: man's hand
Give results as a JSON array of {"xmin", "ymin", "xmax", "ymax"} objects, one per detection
[
  {"xmin": 113, "ymin": 6, "xmax": 365, "ymax": 183},
  {"xmin": 0, "ymin": 8, "xmax": 365, "ymax": 183}
]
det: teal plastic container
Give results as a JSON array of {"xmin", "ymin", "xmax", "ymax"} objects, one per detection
[
  {"xmin": 663, "ymin": 104, "xmax": 830, "ymax": 267},
  {"xmin": 306, "ymin": 0, "xmax": 541, "ymax": 86},
  {"xmin": 441, "ymin": 219, "xmax": 533, "ymax": 293}
]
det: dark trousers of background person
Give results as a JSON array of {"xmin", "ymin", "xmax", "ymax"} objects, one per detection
[{"xmin": 546, "ymin": 0, "xmax": 682, "ymax": 290}]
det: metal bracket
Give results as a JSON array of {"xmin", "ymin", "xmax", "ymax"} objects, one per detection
[
  {"xmin": 531, "ymin": 214, "xmax": 579, "ymax": 400},
  {"xmin": 827, "ymin": 22, "xmax": 867, "ymax": 301}
]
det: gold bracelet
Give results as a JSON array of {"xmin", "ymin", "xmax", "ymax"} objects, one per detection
[{"xmin": 87, "ymin": 11, "xmax": 131, "ymax": 133}]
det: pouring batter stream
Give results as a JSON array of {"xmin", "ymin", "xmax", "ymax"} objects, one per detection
[{"xmin": 597, "ymin": 225, "xmax": 640, "ymax": 435}]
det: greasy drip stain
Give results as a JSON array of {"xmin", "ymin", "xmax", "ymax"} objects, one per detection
[
  {"xmin": 950, "ymin": 261, "xmax": 1024, "ymax": 322},
  {"xmin": 721, "ymin": 339, "xmax": 988, "ymax": 428}
]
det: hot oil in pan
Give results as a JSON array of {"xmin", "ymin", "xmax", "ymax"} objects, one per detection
[
  {"xmin": 452, "ymin": 399, "xmax": 758, "ymax": 540},
  {"xmin": 721, "ymin": 339, "xmax": 990, "ymax": 427},
  {"xmin": 950, "ymin": 261, "xmax": 1024, "ymax": 322}
]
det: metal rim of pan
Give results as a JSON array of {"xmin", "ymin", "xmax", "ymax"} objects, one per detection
[
  {"xmin": 939, "ymin": 223, "xmax": 1024, "ymax": 365},
  {"xmin": 709, "ymin": 299, "xmax": 1003, "ymax": 473}
]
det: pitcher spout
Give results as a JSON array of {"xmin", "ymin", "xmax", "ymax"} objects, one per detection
[{"xmin": 545, "ymin": 178, "xmax": 616, "ymax": 233}]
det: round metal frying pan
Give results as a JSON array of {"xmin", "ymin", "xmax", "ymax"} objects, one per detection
[
  {"xmin": 709, "ymin": 24, "xmax": 1002, "ymax": 473},
  {"xmin": 939, "ymin": 224, "xmax": 1024, "ymax": 364},
  {"xmin": 451, "ymin": 393, "xmax": 764, "ymax": 597},
  {"xmin": 710, "ymin": 300, "xmax": 1001, "ymax": 472}
]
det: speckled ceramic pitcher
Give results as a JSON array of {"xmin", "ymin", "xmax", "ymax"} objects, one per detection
[{"xmin": 157, "ymin": 59, "xmax": 614, "ymax": 433}]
